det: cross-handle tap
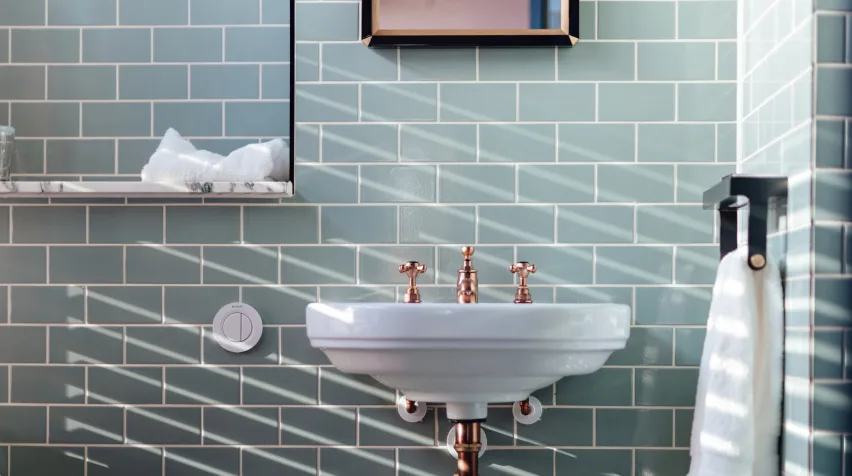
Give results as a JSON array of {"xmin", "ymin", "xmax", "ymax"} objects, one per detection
[
  {"xmin": 456, "ymin": 246, "xmax": 479, "ymax": 304},
  {"xmin": 509, "ymin": 261, "xmax": 536, "ymax": 304},
  {"xmin": 399, "ymin": 261, "xmax": 427, "ymax": 303}
]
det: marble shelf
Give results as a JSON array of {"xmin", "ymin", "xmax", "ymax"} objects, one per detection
[{"xmin": 0, "ymin": 181, "xmax": 293, "ymax": 198}]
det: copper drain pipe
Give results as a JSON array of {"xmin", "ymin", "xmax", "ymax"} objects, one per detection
[
  {"xmin": 404, "ymin": 399, "xmax": 417, "ymax": 414},
  {"xmin": 453, "ymin": 421, "xmax": 481, "ymax": 476}
]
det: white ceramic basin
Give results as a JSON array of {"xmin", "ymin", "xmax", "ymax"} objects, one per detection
[{"xmin": 306, "ymin": 303, "xmax": 630, "ymax": 420}]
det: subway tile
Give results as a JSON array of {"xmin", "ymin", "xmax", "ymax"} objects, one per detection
[
  {"xmin": 636, "ymin": 286, "xmax": 711, "ymax": 325},
  {"xmin": 281, "ymin": 327, "xmax": 328, "ymax": 365},
  {"xmin": 225, "ymin": 26, "xmax": 289, "ymax": 62},
  {"xmin": 243, "ymin": 367, "xmax": 318, "ymax": 405},
  {"xmin": 11, "ymin": 366, "xmax": 84, "ymax": 403},
  {"xmin": 557, "ymin": 42, "xmax": 635, "ymax": 80},
  {"xmin": 0, "ymin": 66, "xmax": 45, "ymax": 100},
  {"xmin": 519, "ymin": 83, "xmax": 595, "ymax": 122},
  {"xmin": 556, "ymin": 286, "xmax": 633, "ymax": 306},
  {"xmin": 13, "ymin": 206, "xmax": 86, "ymax": 243},
  {"xmin": 206, "ymin": 326, "xmax": 279, "ymax": 365},
  {"xmin": 166, "ymin": 366, "xmax": 239, "ymax": 404},
  {"xmin": 361, "ymin": 164, "xmax": 436, "ymax": 202},
  {"xmin": 441, "ymin": 83, "xmax": 516, "ymax": 122},
  {"xmin": 579, "ymin": 1, "xmax": 595, "ymax": 38},
  {"xmin": 203, "ymin": 246, "xmax": 278, "ymax": 285},
  {"xmin": 46, "ymin": 139, "xmax": 115, "ymax": 174},
  {"xmin": 814, "ymin": 277, "xmax": 852, "ymax": 326},
  {"xmin": 400, "ymin": 49, "xmax": 476, "ymax": 80},
  {"xmin": 88, "ymin": 447, "xmax": 165, "ymax": 476},
  {"xmin": 280, "ymin": 246, "xmax": 356, "ymax": 284},
  {"xmin": 518, "ymin": 408, "xmax": 594, "ymax": 446},
  {"xmin": 636, "ymin": 450, "xmax": 691, "ymax": 475},
  {"xmin": 321, "ymin": 448, "xmax": 394, "ymax": 476},
  {"xmin": 324, "ymin": 44, "xmax": 397, "ymax": 81},
  {"xmin": 83, "ymin": 28, "xmax": 150, "ymax": 62},
  {"xmin": 166, "ymin": 206, "xmax": 239, "ymax": 244},
  {"xmin": 127, "ymin": 246, "xmax": 201, "ymax": 284},
  {"xmin": 481, "ymin": 48, "xmax": 555, "ymax": 80},
  {"xmin": 11, "ymin": 29, "xmax": 79, "ymax": 62},
  {"xmin": 815, "ymin": 224, "xmax": 844, "ymax": 274},
  {"xmin": 11, "ymin": 139, "xmax": 44, "ymax": 174},
  {"xmin": 717, "ymin": 42, "xmax": 737, "ymax": 80},
  {"xmin": 262, "ymin": 0, "xmax": 290, "ymax": 23},
  {"xmin": 320, "ymin": 368, "xmax": 395, "ymax": 405},
  {"xmin": 679, "ymin": 0, "xmax": 737, "ymax": 39},
  {"xmin": 675, "ymin": 409, "xmax": 693, "ymax": 447},
  {"xmin": 480, "ymin": 450, "xmax": 555, "ymax": 474},
  {"xmin": 11, "ymin": 447, "xmax": 84, "ymax": 475},
  {"xmin": 597, "ymin": 409, "xmax": 673, "ymax": 446},
  {"xmin": 637, "ymin": 205, "xmax": 714, "ymax": 243},
  {"xmin": 556, "ymin": 450, "xmax": 633, "ymax": 475},
  {"xmin": 0, "ymin": 364, "xmax": 4, "ymax": 400},
  {"xmin": 818, "ymin": 14, "xmax": 846, "ymax": 63},
  {"xmin": 192, "ymin": 0, "xmax": 259, "ymax": 24},
  {"xmin": 0, "ymin": 327, "xmax": 46, "ymax": 363},
  {"xmin": 120, "ymin": 0, "xmax": 189, "ymax": 25},
  {"xmin": 243, "ymin": 448, "xmax": 317, "ymax": 476},
  {"xmin": 166, "ymin": 448, "xmax": 238, "ymax": 476},
  {"xmin": 598, "ymin": 164, "xmax": 674, "ymax": 202},
  {"xmin": 679, "ymin": 83, "xmax": 737, "ymax": 121},
  {"xmin": 295, "ymin": 2, "xmax": 359, "ymax": 41},
  {"xmin": 439, "ymin": 164, "xmax": 514, "ymax": 203},
  {"xmin": 817, "ymin": 67, "xmax": 852, "ymax": 116},
  {"xmin": 358, "ymin": 245, "xmax": 433, "ymax": 285},
  {"xmin": 50, "ymin": 246, "xmax": 123, "ymax": 284},
  {"xmin": 127, "ymin": 407, "xmax": 201, "ymax": 445},
  {"xmin": 0, "ymin": 29, "xmax": 7, "ymax": 62},
  {"xmin": 815, "ymin": 0, "xmax": 852, "ymax": 9},
  {"xmin": 49, "ymin": 326, "xmax": 122, "ymax": 364},
  {"xmin": 243, "ymin": 206, "xmax": 318, "ymax": 244},
  {"xmin": 436, "ymin": 245, "xmax": 514, "ymax": 285},
  {"xmin": 0, "ymin": 247, "xmax": 45, "ymax": 283},
  {"xmin": 519, "ymin": 164, "xmax": 595, "ymax": 203},
  {"xmin": 598, "ymin": 2, "xmax": 676, "ymax": 39},
  {"xmin": 90, "ymin": 206, "xmax": 163, "ymax": 244},
  {"xmin": 0, "ymin": 1, "xmax": 45, "ymax": 25},
  {"xmin": 120, "ymin": 65, "xmax": 187, "ymax": 100},
  {"xmin": 204, "ymin": 407, "xmax": 278, "ymax": 445},
  {"xmin": 815, "ymin": 119, "xmax": 846, "ymax": 168},
  {"xmin": 154, "ymin": 102, "xmax": 222, "ymax": 137},
  {"xmin": 556, "ymin": 368, "xmax": 632, "ymax": 406},
  {"xmin": 481, "ymin": 124, "xmax": 555, "ymax": 162},
  {"xmin": 118, "ymin": 139, "xmax": 161, "ymax": 173},
  {"xmin": 281, "ymin": 407, "xmax": 357, "ymax": 445},
  {"xmin": 262, "ymin": 63, "xmax": 290, "ymax": 99},
  {"xmin": 190, "ymin": 64, "xmax": 257, "ymax": 99},
  {"xmin": 635, "ymin": 368, "xmax": 698, "ymax": 406},
  {"xmin": 49, "ymin": 0, "xmax": 115, "ymax": 25},
  {"xmin": 12, "ymin": 103, "xmax": 79, "ymax": 137},
  {"xmin": 675, "ymin": 328, "xmax": 706, "ymax": 366},
  {"xmin": 814, "ymin": 330, "xmax": 845, "ymax": 379},
  {"xmin": 363, "ymin": 83, "xmax": 438, "ymax": 122},
  {"xmin": 558, "ymin": 123, "xmax": 634, "ymax": 162},
  {"xmin": 323, "ymin": 124, "xmax": 397, "ymax": 163},
  {"xmin": 225, "ymin": 102, "xmax": 290, "ymax": 137},
  {"xmin": 88, "ymin": 366, "xmax": 163, "ymax": 404},
  {"xmin": 812, "ymin": 382, "xmax": 852, "ymax": 432},
  {"xmin": 322, "ymin": 206, "xmax": 396, "ymax": 244},
  {"xmin": 49, "ymin": 407, "xmax": 123, "ymax": 444},
  {"xmin": 558, "ymin": 205, "xmax": 634, "ymax": 243},
  {"xmin": 399, "ymin": 449, "xmax": 458, "ymax": 476},
  {"xmin": 676, "ymin": 164, "xmax": 736, "ymax": 202},
  {"xmin": 0, "ymin": 407, "xmax": 46, "ymax": 443},
  {"xmin": 153, "ymin": 27, "xmax": 221, "ymax": 62},
  {"xmin": 401, "ymin": 124, "xmax": 475, "ymax": 162},
  {"xmin": 815, "ymin": 170, "xmax": 852, "ymax": 221},
  {"xmin": 638, "ymin": 124, "xmax": 715, "ymax": 162},
  {"xmin": 295, "ymin": 44, "xmax": 318, "ymax": 82},
  {"xmin": 83, "ymin": 103, "xmax": 150, "ymax": 137},
  {"xmin": 296, "ymin": 84, "xmax": 358, "ymax": 122},
  {"xmin": 295, "ymin": 126, "xmax": 320, "ymax": 163},
  {"xmin": 610, "ymin": 327, "xmax": 673, "ymax": 366},
  {"xmin": 359, "ymin": 408, "xmax": 435, "ymax": 446},
  {"xmin": 126, "ymin": 326, "xmax": 201, "ymax": 364},
  {"xmin": 399, "ymin": 206, "xmax": 475, "ymax": 244},
  {"xmin": 598, "ymin": 245, "xmax": 673, "ymax": 286},
  {"xmin": 599, "ymin": 83, "xmax": 675, "ymax": 122},
  {"xmin": 517, "ymin": 245, "xmax": 594, "ymax": 285},
  {"xmin": 638, "ymin": 42, "xmax": 715, "ymax": 80},
  {"xmin": 242, "ymin": 286, "xmax": 316, "ymax": 325},
  {"xmin": 164, "ymin": 286, "xmax": 238, "ymax": 324},
  {"xmin": 479, "ymin": 205, "xmax": 554, "ymax": 244},
  {"xmin": 10, "ymin": 286, "xmax": 85, "ymax": 324}
]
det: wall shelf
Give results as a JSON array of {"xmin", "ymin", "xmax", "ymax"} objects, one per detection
[{"xmin": 0, "ymin": 181, "xmax": 293, "ymax": 198}]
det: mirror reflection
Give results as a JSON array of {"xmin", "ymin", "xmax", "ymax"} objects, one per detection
[{"xmin": 378, "ymin": 0, "xmax": 564, "ymax": 30}]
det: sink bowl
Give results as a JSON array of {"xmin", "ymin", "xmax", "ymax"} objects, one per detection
[{"xmin": 306, "ymin": 303, "xmax": 630, "ymax": 420}]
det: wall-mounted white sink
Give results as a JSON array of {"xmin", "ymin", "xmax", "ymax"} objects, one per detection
[{"xmin": 306, "ymin": 302, "xmax": 630, "ymax": 421}]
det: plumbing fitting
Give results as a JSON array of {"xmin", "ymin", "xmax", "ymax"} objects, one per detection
[
  {"xmin": 509, "ymin": 261, "xmax": 536, "ymax": 304},
  {"xmin": 456, "ymin": 246, "xmax": 479, "ymax": 304},
  {"xmin": 512, "ymin": 396, "xmax": 543, "ymax": 425},
  {"xmin": 399, "ymin": 261, "xmax": 427, "ymax": 303},
  {"xmin": 448, "ymin": 421, "xmax": 485, "ymax": 476},
  {"xmin": 397, "ymin": 395, "xmax": 427, "ymax": 422}
]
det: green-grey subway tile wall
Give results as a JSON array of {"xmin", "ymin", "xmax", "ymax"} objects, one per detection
[{"xmin": 0, "ymin": 0, "xmax": 741, "ymax": 474}]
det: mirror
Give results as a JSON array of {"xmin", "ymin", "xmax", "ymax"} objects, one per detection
[{"xmin": 362, "ymin": 0, "xmax": 578, "ymax": 47}]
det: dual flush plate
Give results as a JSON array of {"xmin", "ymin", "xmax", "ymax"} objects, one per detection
[{"xmin": 212, "ymin": 302, "xmax": 263, "ymax": 353}]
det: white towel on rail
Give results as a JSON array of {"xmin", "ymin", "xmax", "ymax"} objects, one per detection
[{"xmin": 688, "ymin": 246, "xmax": 783, "ymax": 476}]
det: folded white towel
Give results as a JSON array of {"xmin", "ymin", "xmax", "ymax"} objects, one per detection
[
  {"xmin": 141, "ymin": 128, "xmax": 290, "ymax": 183},
  {"xmin": 688, "ymin": 247, "xmax": 783, "ymax": 476}
]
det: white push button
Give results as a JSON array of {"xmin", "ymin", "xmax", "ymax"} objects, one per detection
[
  {"xmin": 213, "ymin": 303, "xmax": 263, "ymax": 353},
  {"xmin": 222, "ymin": 313, "xmax": 252, "ymax": 342}
]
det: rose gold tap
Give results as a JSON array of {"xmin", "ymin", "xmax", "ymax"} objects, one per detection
[
  {"xmin": 399, "ymin": 261, "xmax": 427, "ymax": 303},
  {"xmin": 510, "ymin": 261, "xmax": 536, "ymax": 304},
  {"xmin": 456, "ymin": 246, "xmax": 478, "ymax": 304}
]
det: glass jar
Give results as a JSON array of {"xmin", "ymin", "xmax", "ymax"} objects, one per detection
[{"xmin": 0, "ymin": 126, "xmax": 15, "ymax": 181}]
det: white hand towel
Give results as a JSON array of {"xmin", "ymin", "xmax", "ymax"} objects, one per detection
[{"xmin": 688, "ymin": 246, "xmax": 783, "ymax": 476}]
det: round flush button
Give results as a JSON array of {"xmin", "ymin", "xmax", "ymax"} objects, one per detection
[{"xmin": 213, "ymin": 303, "xmax": 263, "ymax": 353}]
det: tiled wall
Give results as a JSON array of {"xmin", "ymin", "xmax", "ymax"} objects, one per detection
[{"xmin": 0, "ymin": 0, "xmax": 738, "ymax": 475}]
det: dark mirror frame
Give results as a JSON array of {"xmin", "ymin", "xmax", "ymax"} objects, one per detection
[
  {"xmin": 288, "ymin": 0, "xmax": 296, "ymax": 191},
  {"xmin": 362, "ymin": 0, "xmax": 579, "ymax": 47}
]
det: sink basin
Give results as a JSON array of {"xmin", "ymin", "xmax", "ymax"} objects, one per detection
[{"xmin": 306, "ymin": 303, "xmax": 630, "ymax": 420}]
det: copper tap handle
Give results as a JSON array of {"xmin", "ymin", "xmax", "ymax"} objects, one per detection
[
  {"xmin": 510, "ymin": 262, "xmax": 536, "ymax": 285},
  {"xmin": 399, "ymin": 261, "xmax": 427, "ymax": 303}
]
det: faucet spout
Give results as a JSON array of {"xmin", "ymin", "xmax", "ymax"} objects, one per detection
[{"xmin": 456, "ymin": 246, "xmax": 478, "ymax": 304}]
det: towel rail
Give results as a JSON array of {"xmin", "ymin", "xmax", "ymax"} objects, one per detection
[{"xmin": 702, "ymin": 174, "xmax": 788, "ymax": 270}]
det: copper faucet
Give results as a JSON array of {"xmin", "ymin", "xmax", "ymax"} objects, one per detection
[
  {"xmin": 456, "ymin": 246, "xmax": 478, "ymax": 304},
  {"xmin": 399, "ymin": 261, "xmax": 427, "ymax": 303},
  {"xmin": 509, "ymin": 261, "xmax": 536, "ymax": 304}
]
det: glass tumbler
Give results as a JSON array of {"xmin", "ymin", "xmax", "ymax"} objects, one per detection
[{"xmin": 0, "ymin": 126, "xmax": 14, "ymax": 181}]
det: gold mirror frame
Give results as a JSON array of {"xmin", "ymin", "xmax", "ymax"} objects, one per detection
[{"xmin": 362, "ymin": 0, "xmax": 578, "ymax": 47}]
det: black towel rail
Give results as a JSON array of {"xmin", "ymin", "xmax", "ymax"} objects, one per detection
[{"xmin": 702, "ymin": 174, "xmax": 788, "ymax": 270}]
